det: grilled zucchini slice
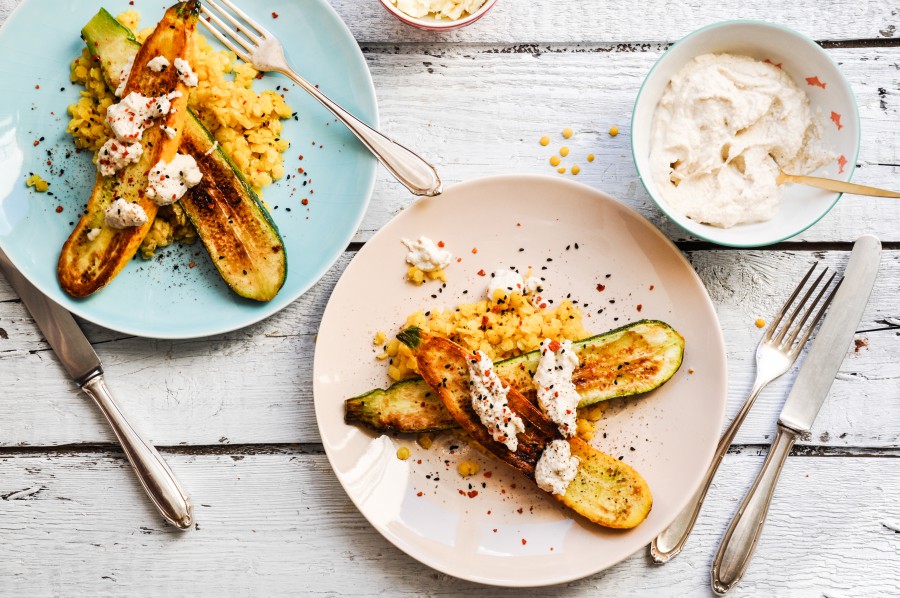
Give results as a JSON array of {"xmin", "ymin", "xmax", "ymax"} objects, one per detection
[
  {"xmin": 398, "ymin": 328, "xmax": 653, "ymax": 529},
  {"xmin": 59, "ymin": 2, "xmax": 200, "ymax": 297},
  {"xmin": 75, "ymin": 7, "xmax": 286, "ymax": 301},
  {"xmin": 345, "ymin": 319, "xmax": 684, "ymax": 433}
]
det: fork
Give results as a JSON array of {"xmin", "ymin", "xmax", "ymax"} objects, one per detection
[
  {"xmin": 200, "ymin": 0, "xmax": 442, "ymax": 197},
  {"xmin": 650, "ymin": 263, "xmax": 839, "ymax": 563}
]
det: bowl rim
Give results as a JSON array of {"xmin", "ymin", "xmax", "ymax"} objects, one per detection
[
  {"xmin": 630, "ymin": 19, "xmax": 861, "ymax": 248},
  {"xmin": 377, "ymin": 0, "xmax": 499, "ymax": 30}
]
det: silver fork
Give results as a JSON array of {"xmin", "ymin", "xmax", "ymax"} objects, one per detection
[
  {"xmin": 650, "ymin": 263, "xmax": 840, "ymax": 563},
  {"xmin": 200, "ymin": 0, "xmax": 442, "ymax": 197}
]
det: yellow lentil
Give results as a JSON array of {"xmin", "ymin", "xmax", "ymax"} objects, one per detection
[
  {"xmin": 755, "ymin": 318, "xmax": 766, "ymax": 328},
  {"xmin": 557, "ymin": 167, "xmax": 566, "ymax": 174},
  {"xmin": 457, "ymin": 461, "xmax": 481, "ymax": 477},
  {"xmin": 539, "ymin": 135, "xmax": 550, "ymax": 146},
  {"xmin": 559, "ymin": 146, "xmax": 570, "ymax": 157},
  {"xmin": 562, "ymin": 127, "xmax": 573, "ymax": 139},
  {"xmin": 571, "ymin": 165, "xmax": 581, "ymax": 175},
  {"xmin": 550, "ymin": 156, "xmax": 561, "ymax": 167},
  {"xmin": 587, "ymin": 154, "xmax": 595, "ymax": 162},
  {"xmin": 417, "ymin": 434, "xmax": 434, "ymax": 449},
  {"xmin": 396, "ymin": 446, "xmax": 411, "ymax": 460},
  {"xmin": 373, "ymin": 330, "xmax": 387, "ymax": 345},
  {"xmin": 25, "ymin": 174, "xmax": 49, "ymax": 192},
  {"xmin": 609, "ymin": 125, "xmax": 619, "ymax": 136}
]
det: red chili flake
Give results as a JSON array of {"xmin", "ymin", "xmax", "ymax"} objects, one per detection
[
  {"xmin": 500, "ymin": 488, "xmax": 506, "ymax": 494},
  {"xmin": 458, "ymin": 489, "xmax": 466, "ymax": 496},
  {"xmin": 805, "ymin": 76, "xmax": 826, "ymax": 89},
  {"xmin": 596, "ymin": 284, "xmax": 606, "ymax": 292},
  {"xmin": 255, "ymin": 73, "xmax": 264, "ymax": 80},
  {"xmin": 471, "ymin": 247, "xmax": 478, "ymax": 254},
  {"xmin": 456, "ymin": 257, "xmax": 462, "ymax": 263},
  {"xmin": 763, "ymin": 58, "xmax": 783, "ymax": 69},
  {"xmin": 521, "ymin": 539, "xmax": 527, "ymax": 545},
  {"xmin": 129, "ymin": 1, "xmax": 134, "ymax": 4},
  {"xmin": 477, "ymin": 269, "xmax": 486, "ymax": 277},
  {"xmin": 301, "ymin": 199, "xmax": 309, "ymax": 206},
  {"xmin": 416, "ymin": 491, "xmax": 423, "ymax": 497},
  {"xmin": 481, "ymin": 315, "xmax": 490, "ymax": 328},
  {"xmin": 487, "ymin": 510, "xmax": 491, "ymax": 514},
  {"xmin": 649, "ymin": 285, "xmax": 655, "ymax": 291},
  {"xmin": 467, "ymin": 490, "xmax": 478, "ymax": 498},
  {"xmin": 297, "ymin": 167, "xmax": 304, "ymax": 174},
  {"xmin": 272, "ymin": 11, "xmax": 279, "ymax": 18},
  {"xmin": 437, "ymin": 240, "xmax": 445, "ymax": 248},
  {"xmin": 298, "ymin": 155, "xmax": 304, "ymax": 160},
  {"xmin": 188, "ymin": 262, "xmax": 196, "ymax": 269},
  {"xmin": 492, "ymin": 528, "xmax": 498, "ymax": 533},
  {"xmin": 55, "ymin": 206, "xmax": 63, "ymax": 213},
  {"xmin": 516, "ymin": 222, "xmax": 522, "ymax": 227},
  {"xmin": 637, "ymin": 304, "xmax": 643, "ymax": 312},
  {"xmin": 33, "ymin": 140, "xmax": 40, "ymax": 147},
  {"xmin": 548, "ymin": 340, "xmax": 561, "ymax": 352},
  {"xmin": 35, "ymin": 84, "xmax": 40, "ymax": 89},
  {"xmin": 516, "ymin": 507, "xmax": 523, "ymax": 514},
  {"xmin": 830, "ymin": 111, "xmax": 843, "ymax": 131},
  {"xmin": 837, "ymin": 155, "xmax": 848, "ymax": 174},
  {"xmin": 484, "ymin": 471, "xmax": 492, "ymax": 478}
]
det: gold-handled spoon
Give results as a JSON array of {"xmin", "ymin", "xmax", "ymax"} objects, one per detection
[{"xmin": 778, "ymin": 170, "xmax": 900, "ymax": 198}]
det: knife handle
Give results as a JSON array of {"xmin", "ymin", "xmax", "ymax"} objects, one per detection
[
  {"xmin": 711, "ymin": 424, "xmax": 798, "ymax": 594},
  {"xmin": 82, "ymin": 375, "xmax": 193, "ymax": 530}
]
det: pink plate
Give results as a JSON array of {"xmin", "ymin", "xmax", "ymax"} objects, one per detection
[{"xmin": 313, "ymin": 174, "xmax": 727, "ymax": 586}]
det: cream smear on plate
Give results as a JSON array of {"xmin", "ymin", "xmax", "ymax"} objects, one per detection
[
  {"xmin": 650, "ymin": 53, "xmax": 833, "ymax": 228},
  {"xmin": 392, "ymin": 0, "xmax": 486, "ymax": 20},
  {"xmin": 401, "ymin": 236, "xmax": 452, "ymax": 272}
]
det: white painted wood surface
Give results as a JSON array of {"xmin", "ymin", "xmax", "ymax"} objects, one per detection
[{"xmin": 1, "ymin": 0, "xmax": 899, "ymax": 596}]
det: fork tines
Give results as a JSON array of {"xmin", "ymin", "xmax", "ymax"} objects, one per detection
[
  {"xmin": 200, "ymin": 0, "xmax": 269, "ymax": 63},
  {"xmin": 766, "ymin": 262, "xmax": 843, "ymax": 356}
]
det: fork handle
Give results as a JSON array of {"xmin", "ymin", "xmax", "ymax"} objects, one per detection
[
  {"xmin": 82, "ymin": 375, "xmax": 193, "ymax": 530},
  {"xmin": 280, "ymin": 67, "xmax": 442, "ymax": 197},
  {"xmin": 711, "ymin": 424, "xmax": 798, "ymax": 594},
  {"xmin": 650, "ymin": 379, "xmax": 768, "ymax": 563}
]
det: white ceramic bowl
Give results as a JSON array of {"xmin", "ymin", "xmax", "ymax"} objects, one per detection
[
  {"xmin": 378, "ymin": 0, "xmax": 498, "ymax": 31},
  {"xmin": 632, "ymin": 21, "xmax": 860, "ymax": 247}
]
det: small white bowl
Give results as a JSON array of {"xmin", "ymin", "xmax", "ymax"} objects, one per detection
[
  {"xmin": 378, "ymin": 0, "xmax": 499, "ymax": 31},
  {"xmin": 631, "ymin": 21, "xmax": 860, "ymax": 247}
]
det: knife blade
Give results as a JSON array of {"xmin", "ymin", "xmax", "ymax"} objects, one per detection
[
  {"xmin": 778, "ymin": 234, "xmax": 881, "ymax": 433},
  {"xmin": 711, "ymin": 235, "xmax": 881, "ymax": 594},
  {"xmin": 0, "ymin": 246, "xmax": 193, "ymax": 530}
]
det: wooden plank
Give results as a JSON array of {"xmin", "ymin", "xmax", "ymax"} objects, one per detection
[
  {"xmin": 356, "ymin": 46, "xmax": 900, "ymax": 244},
  {"xmin": 1, "ymin": 249, "xmax": 897, "ymax": 447},
  {"xmin": 0, "ymin": 450, "xmax": 898, "ymax": 596},
  {"xmin": 330, "ymin": 0, "xmax": 900, "ymax": 45}
]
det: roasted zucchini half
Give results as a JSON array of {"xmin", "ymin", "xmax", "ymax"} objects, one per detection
[
  {"xmin": 400, "ymin": 328, "xmax": 653, "ymax": 529},
  {"xmin": 59, "ymin": 2, "xmax": 200, "ymax": 297},
  {"xmin": 345, "ymin": 319, "xmax": 684, "ymax": 433}
]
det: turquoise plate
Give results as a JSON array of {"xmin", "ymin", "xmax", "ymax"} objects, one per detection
[{"xmin": 0, "ymin": 0, "xmax": 377, "ymax": 338}]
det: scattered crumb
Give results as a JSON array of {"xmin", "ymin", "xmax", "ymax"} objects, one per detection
[
  {"xmin": 373, "ymin": 330, "xmax": 387, "ymax": 345},
  {"xmin": 854, "ymin": 338, "xmax": 868, "ymax": 353},
  {"xmin": 688, "ymin": 368, "xmax": 695, "ymax": 374},
  {"xmin": 417, "ymin": 434, "xmax": 433, "ymax": 449}
]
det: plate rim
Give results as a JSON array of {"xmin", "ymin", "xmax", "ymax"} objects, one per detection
[
  {"xmin": 0, "ymin": 0, "xmax": 379, "ymax": 340},
  {"xmin": 313, "ymin": 173, "xmax": 728, "ymax": 586}
]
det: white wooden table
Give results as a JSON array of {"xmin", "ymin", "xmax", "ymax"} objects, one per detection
[{"xmin": 2, "ymin": 1, "xmax": 899, "ymax": 595}]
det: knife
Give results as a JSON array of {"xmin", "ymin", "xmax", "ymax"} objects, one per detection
[
  {"xmin": 711, "ymin": 235, "xmax": 881, "ymax": 594},
  {"xmin": 0, "ymin": 246, "xmax": 193, "ymax": 530}
]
